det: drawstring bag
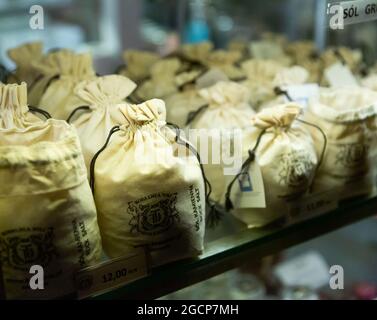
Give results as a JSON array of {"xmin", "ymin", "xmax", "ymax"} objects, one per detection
[
  {"xmin": 136, "ymin": 58, "xmax": 181, "ymax": 101},
  {"xmin": 241, "ymin": 59, "xmax": 284, "ymax": 109},
  {"xmin": 6, "ymin": 42, "xmax": 44, "ymax": 86},
  {"xmin": 225, "ymin": 103, "xmax": 318, "ymax": 228},
  {"xmin": 200, "ymin": 50, "xmax": 244, "ymax": 80},
  {"xmin": 70, "ymin": 75, "xmax": 137, "ymax": 171},
  {"xmin": 304, "ymin": 87, "xmax": 377, "ymax": 199},
  {"xmin": 0, "ymin": 83, "xmax": 102, "ymax": 299},
  {"xmin": 30, "ymin": 50, "xmax": 96, "ymax": 119},
  {"xmin": 165, "ymin": 70, "xmax": 207, "ymax": 128},
  {"xmin": 259, "ymin": 65, "xmax": 310, "ymax": 110},
  {"xmin": 187, "ymin": 81, "xmax": 255, "ymax": 204},
  {"xmin": 320, "ymin": 47, "xmax": 363, "ymax": 75},
  {"xmin": 119, "ymin": 50, "xmax": 160, "ymax": 83},
  {"xmin": 180, "ymin": 42, "xmax": 213, "ymax": 65},
  {"xmin": 28, "ymin": 49, "xmax": 73, "ymax": 106},
  {"xmin": 91, "ymin": 99, "xmax": 205, "ymax": 267}
]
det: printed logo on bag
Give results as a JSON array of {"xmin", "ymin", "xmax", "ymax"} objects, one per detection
[
  {"xmin": 0, "ymin": 228, "xmax": 58, "ymax": 271},
  {"xmin": 335, "ymin": 143, "xmax": 369, "ymax": 168},
  {"xmin": 128, "ymin": 193, "xmax": 180, "ymax": 236},
  {"xmin": 278, "ymin": 151, "xmax": 315, "ymax": 188}
]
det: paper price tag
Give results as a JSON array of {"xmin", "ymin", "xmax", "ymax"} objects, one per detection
[
  {"xmin": 273, "ymin": 251, "xmax": 330, "ymax": 290},
  {"xmin": 282, "ymin": 83, "xmax": 319, "ymax": 109},
  {"xmin": 228, "ymin": 161, "xmax": 266, "ymax": 209},
  {"xmin": 288, "ymin": 190, "xmax": 338, "ymax": 218},
  {"xmin": 324, "ymin": 62, "xmax": 359, "ymax": 87},
  {"xmin": 75, "ymin": 252, "xmax": 148, "ymax": 299}
]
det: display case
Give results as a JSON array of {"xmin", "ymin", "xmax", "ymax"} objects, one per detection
[{"xmin": 0, "ymin": 0, "xmax": 377, "ymax": 301}]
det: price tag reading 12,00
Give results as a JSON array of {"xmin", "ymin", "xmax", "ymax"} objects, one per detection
[{"xmin": 75, "ymin": 251, "xmax": 148, "ymax": 299}]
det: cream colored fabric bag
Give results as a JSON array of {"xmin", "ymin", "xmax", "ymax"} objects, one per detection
[
  {"xmin": 136, "ymin": 58, "xmax": 181, "ymax": 100},
  {"xmin": 187, "ymin": 81, "xmax": 255, "ymax": 203},
  {"xmin": 201, "ymin": 50, "xmax": 244, "ymax": 80},
  {"xmin": 72, "ymin": 75, "xmax": 137, "ymax": 171},
  {"xmin": 119, "ymin": 50, "xmax": 160, "ymax": 83},
  {"xmin": 227, "ymin": 103, "xmax": 318, "ymax": 228},
  {"xmin": 241, "ymin": 59, "xmax": 284, "ymax": 108},
  {"xmin": 7, "ymin": 42, "xmax": 43, "ymax": 86},
  {"xmin": 0, "ymin": 83, "xmax": 102, "ymax": 299},
  {"xmin": 92, "ymin": 99, "xmax": 205, "ymax": 267},
  {"xmin": 28, "ymin": 49, "xmax": 73, "ymax": 106},
  {"xmin": 304, "ymin": 87, "xmax": 377, "ymax": 199},
  {"xmin": 31, "ymin": 51, "xmax": 96, "ymax": 119}
]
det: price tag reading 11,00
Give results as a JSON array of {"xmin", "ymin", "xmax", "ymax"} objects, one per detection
[{"xmin": 75, "ymin": 251, "xmax": 148, "ymax": 299}]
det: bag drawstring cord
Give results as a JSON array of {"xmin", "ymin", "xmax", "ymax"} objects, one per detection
[
  {"xmin": 224, "ymin": 128, "xmax": 267, "ymax": 211},
  {"xmin": 66, "ymin": 106, "xmax": 90, "ymax": 123},
  {"xmin": 185, "ymin": 104, "xmax": 209, "ymax": 126},
  {"xmin": 166, "ymin": 122, "xmax": 222, "ymax": 227},
  {"xmin": 89, "ymin": 125, "xmax": 121, "ymax": 193},
  {"xmin": 28, "ymin": 105, "xmax": 52, "ymax": 119}
]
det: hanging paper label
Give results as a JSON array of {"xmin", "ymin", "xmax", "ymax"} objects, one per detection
[
  {"xmin": 228, "ymin": 160, "xmax": 266, "ymax": 208},
  {"xmin": 324, "ymin": 62, "xmax": 359, "ymax": 87},
  {"xmin": 75, "ymin": 251, "xmax": 147, "ymax": 299},
  {"xmin": 281, "ymin": 83, "xmax": 319, "ymax": 109}
]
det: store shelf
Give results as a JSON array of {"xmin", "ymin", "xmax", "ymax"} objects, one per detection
[{"xmin": 92, "ymin": 195, "xmax": 377, "ymax": 300}]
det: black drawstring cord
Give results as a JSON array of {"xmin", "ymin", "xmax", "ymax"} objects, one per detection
[
  {"xmin": 185, "ymin": 104, "xmax": 209, "ymax": 126},
  {"xmin": 66, "ymin": 106, "xmax": 90, "ymax": 123},
  {"xmin": 28, "ymin": 105, "xmax": 52, "ymax": 119},
  {"xmin": 42, "ymin": 74, "xmax": 60, "ymax": 94},
  {"xmin": 166, "ymin": 122, "xmax": 222, "ymax": 227},
  {"xmin": 89, "ymin": 125, "xmax": 121, "ymax": 193},
  {"xmin": 224, "ymin": 129, "xmax": 267, "ymax": 211},
  {"xmin": 274, "ymin": 87, "xmax": 293, "ymax": 102},
  {"xmin": 296, "ymin": 118, "xmax": 327, "ymax": 192}
]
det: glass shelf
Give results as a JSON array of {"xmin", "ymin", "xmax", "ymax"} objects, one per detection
[{"xmin": 89, "ymin": 194, "xmax": 377, "ymax": 300}]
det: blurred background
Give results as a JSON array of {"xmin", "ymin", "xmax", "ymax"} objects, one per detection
[
  {"xmin": 0, "ymin": 0, "xmax": 376, "ymax": 300},
  {"xmin": 0, "ymin": 0, "xmax": 376, "ymax": 73}
]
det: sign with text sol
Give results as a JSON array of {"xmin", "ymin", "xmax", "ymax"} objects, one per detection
[{"xmin": 75, "ymin": 251, "xmax": 148, "ymax": 299}]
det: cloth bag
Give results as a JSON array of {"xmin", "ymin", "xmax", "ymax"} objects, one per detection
[
  {"xmin": 136, "ymin": 58, "xmax": 181, "ymax": 101},
  {"xmin": 30, "ymin": 50, "xmax": 96, "ymax": 119},
  {"xmin": 241, "ymin": 59, "xmax": 284, "ymax": 109},
  {"xmin": 362, "ymin": 74, "xmax": 377, "ymax": 92},
  {"xmin": 304, "ymin": 87, "xmax": 377, "ymax": 199},
  {"xmin": 165, "ymin": 70, "xmax": 207, "ymax": 128},
  {"xmin": 119, "ymin": 50, "xmax": 160, "ymax": 83},
  {"xmin": 187, "ymin": 81, "xmax": 255, "ymax": 203},
  {"xmin": 200, "ymin": 50, "xmax": 244, "ymax": 80},
  {"xmin": 92, "ymin": 99, "xmax": 205, "ymax": 267},
  {"xmin": 72, "ymin": 75, "xmax": 137, "ymax": 171},
  {"xmin": 227, "ymin": 103, "xmax": 318, "ymax": 228},
  {"xmin": 0, "ymin": 83, "xmax": 102, "ymax": 299},
  {"xmin": 259, "ymin": 65, "xmax": 310, "ymax": 110},
  {"xmin": 7, "ymin": 42, "xmax": 44, "ymax": 86}
]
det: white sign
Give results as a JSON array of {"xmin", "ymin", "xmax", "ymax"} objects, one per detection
[
  {"xmin": 324, "ymin": 62, "xmax": 359, "ymax": 87},
  {"xmin": 282, "ymin": 83, "xmax": 319, "ymax": 109}
]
